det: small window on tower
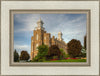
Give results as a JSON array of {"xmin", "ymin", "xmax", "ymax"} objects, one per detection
[
  {"xmin": 36, "ymin": 34, "xmax": 38, "ymax": 40},
  {"xmin": 36, "ymin": 44, "xmax": 39, "ymax": 50},
  {"xmin": 44, "ymin": 37, "xmax": 46, "ymax": 40}
]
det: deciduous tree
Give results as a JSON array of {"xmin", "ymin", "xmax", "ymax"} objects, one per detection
[
  {"xmin": 48, "ymin": 45, "xmax": 62, "ymax": 59},
  {"xmin": 20, "ymin": 51, "xmax": 30, "ymax": 61},
  {"xmin": 67, "ymin": 39, "xmax": 82, "ymax": 58},
  {"xmin": 37, "ymin": 44, "xmax": 48, "ymax": 58},
  {"xmin": 33, "ymin": 44, "xmax": 48, "ymax": 61},
  {"xmin": 84, "ymin": 35, "xmax": 87, "ymax": 50}
]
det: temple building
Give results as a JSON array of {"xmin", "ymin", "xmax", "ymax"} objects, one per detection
[{"xmin": 30, "ymin": 18, "xmax": 67, "ymax": 60}]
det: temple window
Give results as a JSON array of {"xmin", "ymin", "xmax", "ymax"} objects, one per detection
[
  {"xmin": 44, "ymin": 37, "xmax": 46, "ymax": 40},
  {"xmin": 36, "ymin": 34, "xmax": 38, "ymax": 40},
  {"xmin": 36, "ymin": 44, "xmax": 39, "ymax": 50}
]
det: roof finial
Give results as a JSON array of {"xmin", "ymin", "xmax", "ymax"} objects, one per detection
[{"xmin": 37, "ymin": 17, "xmax": 44, "ymax": 25}]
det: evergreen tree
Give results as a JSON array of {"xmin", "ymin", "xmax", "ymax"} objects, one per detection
[
  {"xmin": 84, "ymin": 35, "xmax": 87, "ymax": 50},
  {"xmin": 14, "ymin": 49, "xmax": 19, "ymax": 62}
]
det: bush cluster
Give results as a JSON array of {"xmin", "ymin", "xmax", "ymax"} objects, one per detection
[
  {"xmin": 32, "ymin": 44, "xmax": 48, "ymax": 62},
  {"xmin": 32, "ymin": 45, "xmax": 66, "ymax": 62},
  {"xmin": 32, "ymin": 39, "xmax": 86, "ymax": 62}
]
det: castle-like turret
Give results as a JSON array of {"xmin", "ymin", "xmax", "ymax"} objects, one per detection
[
  {"xmin": 31, "ymin": 18, "xmax": 67, "ymax": 60},
  {"xmin": 35, "ymin": 18, "xmax": 45, "ymax": 30},
  {"xmin": 58, "ymin": 32, "xmax": 63, "ymax": 41}
]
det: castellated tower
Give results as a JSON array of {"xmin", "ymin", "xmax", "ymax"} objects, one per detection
[
  {"xmin": 30, "ymin": 18, "xmax": 67, "ymax": 60},
  {"xmin": 30, "ymin": 18, "xmax": 51, "ymax": 60},
  {"xmin": 37, "ymin": 18, "xmax": 44, "ymax": 30}
]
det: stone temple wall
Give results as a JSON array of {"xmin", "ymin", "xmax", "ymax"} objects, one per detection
[{"xmin": 30, "ymin": 18, "xmax": 67, "ymax": 60}]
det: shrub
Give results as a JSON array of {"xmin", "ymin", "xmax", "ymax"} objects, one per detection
[
  {"xmin": 53, "ymin": 56, "xmax": 58, "ymax": 59},
  {"xmin": 65, "ymin": 54, "xmax": 70, "ymax": 58},
  {"xmin": 38, "ymin": 59, "xmax": 43, "ymax": 62},
  {"xmin": 60, "ymin": 48, "xmax": 66, "ymax": 59},
  {"xmin": 33, "ymin": 57, "xmax": 46, "ymax": 62},
  {"xmin": 32, "ymin": 56, "xmax": 39, "ymax": 62}
]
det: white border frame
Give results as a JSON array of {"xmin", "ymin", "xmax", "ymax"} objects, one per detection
[{"xmin": 1, "ymin": 1, "xmax": 99, "ymax": 75}]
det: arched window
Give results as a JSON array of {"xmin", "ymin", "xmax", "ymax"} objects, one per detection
[{"xmin": 36, "ymin": 34, "xmax": 38, "ymax": 40}]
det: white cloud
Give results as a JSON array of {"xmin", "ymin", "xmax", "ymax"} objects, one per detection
[
  {"xmin": 14, "ymin": 14, "xmax": 40, "ymax": 33},
  {"xmin": 14, "ymin": 44, "xmax": 30, "ymax": 54},
  {"xmin": 14, "ymin": 14, "xmax": 86, "ymax": 54},
  {"xmin": 69, "ymin": 15, "xmax": 85, "ymax": 23},
  {"xmin": 14, "ymin": 44, "xmax": 29, "ymax": 49}
]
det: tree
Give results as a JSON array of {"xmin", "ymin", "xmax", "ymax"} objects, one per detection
[
  {"xmin": 33, "ymin": 44, "xmax": 48, "ymax": 61},
  {"xmin": 14, "ymin": 49, "xmax": 19, "ymax": 62},
  {"xmin": 47, "ymin": 45, "xmax": 62, "ymax": 59},
  {"xmin": 37, "ymin": 44, "xmax": 48, "ymax": 58},
  {"xmin": 67, "ymin": 39, "xmax": 82, "ymax": 58},
  {"xmin": 81, "ymin": 46, "xmax": 86, "ymax": 57},
  {"xmin": 60, "ymin": 48, "xmax": 66, "ymax": 59},
  {"xmin": 84, "ymin": 35, "xmax": 87, "ymax": 50},
  {"xmin": 20, "ymin": 51, "xmax": 30, "ymax": 61}
]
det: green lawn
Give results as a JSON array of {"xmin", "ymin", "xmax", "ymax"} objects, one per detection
[{"xmin": 44, "ymin": 59, "xmax": 86, "ymax": 62}]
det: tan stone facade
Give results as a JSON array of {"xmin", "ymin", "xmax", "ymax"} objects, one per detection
[{"xmin": 30, "ymin": 18, "xmax": 67, "ymax": 60}]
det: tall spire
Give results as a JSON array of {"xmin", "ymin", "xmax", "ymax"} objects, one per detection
[
  {"xmin": 37, "ymin": 17, "xmax": 44, "ymax": 25},
  {"xmin": 36, "ymin": 17, "xmax": 45, "ymax": 30}
]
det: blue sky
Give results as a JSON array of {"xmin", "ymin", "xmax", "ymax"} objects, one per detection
[{"xmin": 14, "ymin": 14, "xmax": 86, "ymax": 54}]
